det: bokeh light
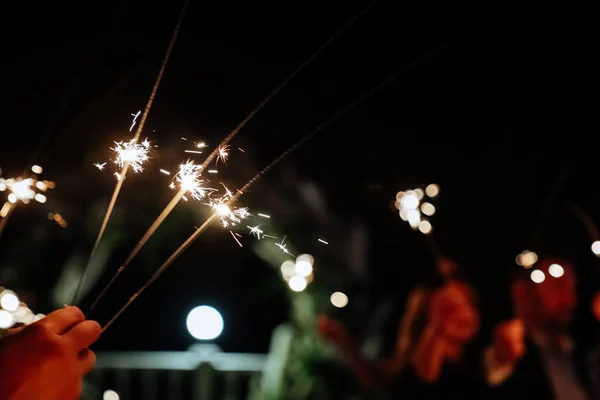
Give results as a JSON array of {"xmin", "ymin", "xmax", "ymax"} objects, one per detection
[
  {"xmin": 288, "ymin": 276, "xmax": 307, "ymax": 292},
  {"xmin": 517, "ymin": 250, "xmax": 538, "ymax": 268},
  {"xmin": 530, "ymin": 269, "xmax": 545, "ymax": 283},
  {"xmin": 548, "ymin": 263, "xmax": 564, "ymax": 278},
  {"xmin": 425, "ymin": 183, "xmax": 439, "ymax": 198},
  {"xmin": 330, "ymin": 292, "xmax": 349, "ymax": 308},
  {"xmin": 0, "ymin": 290, "xmax": 19, "ymax": 312},
  {"xmin": 421, "ymin": 202, "xmax": 436, "ymax": 216},
  {"xmin": 418, "ymin": 220, "xmax": 432, "ymax": 234},
  {"xmin": 592, "ymin": 241, "xmax": 600, "ymax": 256},
  {"xmin": 0, "ymin": 310, "xmax": 14, "ymax": 329},
  {"xmin": 186, "ymin": 306, "xmax": 224, "ymax": 340},
  {"xmin": 103, "ymin": 390, "xmax": 120, "ymax": 400}
]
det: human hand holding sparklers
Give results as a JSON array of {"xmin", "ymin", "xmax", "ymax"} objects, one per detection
[{"xmin": 0, "ymin": 306, "xmax": 101, "ymax": 400}]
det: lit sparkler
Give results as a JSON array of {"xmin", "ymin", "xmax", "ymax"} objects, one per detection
[
  {"xmin": 73, "ymin": 0, "xmax": 191, "ymax": 305},
  {"xmin": 100, "ymin": 9, "xmax": 442, "ymax": 332},
  {"xmin": 111, "ymin": 138, "xmax": 151, "ymax": 175}
]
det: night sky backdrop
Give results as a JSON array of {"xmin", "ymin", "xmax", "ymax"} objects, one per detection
[{"xmin": 0, "ymin": 2, "xmax": 594, "ymax": 353}]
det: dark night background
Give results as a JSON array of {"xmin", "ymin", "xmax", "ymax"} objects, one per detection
[{"xmin": 0, "ymin": 1, "xmax": 595, "ymax": 355}]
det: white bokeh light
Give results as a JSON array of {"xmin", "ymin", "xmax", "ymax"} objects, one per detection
[
  {"xmin": 103, "ymin": 390, "xmax": 120, "ymax": 400},
  {"xmin": 186, "ymin": 306, "xmax": 224, "ymax": 340},
  {"xmin": 330, "ymin": 292, "xmax": 349, "ymax": 308},
  {"xmin": 401, "ymin": 194, "xmax": 419, "ymax": 210},
  {"xmin": 296, "ymin": 253, "xmax": 314, "ymax": 266},
  {"xmin": 548, "ymin": 263, "xmax": 564, "ymax": 278},
  {"xmin": 295, "ymin": 260, "xmax": 313, "ymax": 277},
  {"xmin": 0, "ymin": 310, "xmax": 15, "ymax": 329},
  {"xmin": 0, "ymin": 290, "xmax": 19, "ymax": 312},
  {"xmin": 592, "ymin": 241, "xmax": 600, "ymax": 256},
  {"xmin": 288, "ymin": 276, "xmax": 307, "ymax": 292},
  {"xmin": 530, "ymin": 269, "xmax": 545, "ymax": 283}
]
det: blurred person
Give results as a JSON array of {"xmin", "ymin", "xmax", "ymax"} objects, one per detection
[
  {"xmin": 484, "ymin": 258, "xmax": 600, "ymax": 400},
  {"xmin": 318, "ymin": 258, "xmax": 485, "ymax": 398},
  {"xmin": 0, "ymin": 306, "xmax": 101, "ymax": 400}
]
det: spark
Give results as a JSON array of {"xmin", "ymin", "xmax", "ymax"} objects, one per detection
[
  {"xmin": 275, "ymin": 236, "xmax": 294, "ymax": 257},
  {"xmin": 173, "ymin": 161, "xmax": 213, "ymax": 200},
  {"xmin": 216, "ymin": 145, "xmax": 230, "ymax": 166},
  {"xmin": 238, "ymin": 148, "xmax": 245, "ymax": 152},
  {"xmin": 248, "ymin": 225, "xmax": 263, "ymax": 239},
  {"xmin": 129, "ymin": 111, "xmax": 141, "ymax": 132},
  {"xmin": 181, "ymin": 137, "xmax": 188, "ymax": 141},
  {"xmin": 264, "ymin": 234, "xmax": 277, "ymax": 239},
  {"xmin": 111, "ymin": 138, "xmax": 151, "ymax": 173},
  {"xmin": 258, "ymin": 213, "xmax": 270, "ymax": 218},
  {"xmin": 94, "ymin": 162, "xmax": 107, "ymax": 171},
  {"xmin": 159, "ymin": 169, "xmax": 170, "ymax": 175},
  {"xmin": 184, "ymin": 150, "xmax": 202, "ymax": 154},
  {"xmin": 210, "ymin": 195, "xmax": 249, "ymax": 228},
  {"xmin": 230, "ymin": 231, "xmax": 243, "ymax": 247},
  {"xmin": 318, "ymin": 238, "xmax": 329, "ymax": 244},
  {"xmin": 208, "ymin": 170, "xmax": 217, "ymax": 174},
  {"xmin": 196, "ymin": 142, "xmax": 207, "ymax": 148}
]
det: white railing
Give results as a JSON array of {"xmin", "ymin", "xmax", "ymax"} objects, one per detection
[{"xmin": 84, "ymin": 325, "xmax": 294, "ymax": 400}]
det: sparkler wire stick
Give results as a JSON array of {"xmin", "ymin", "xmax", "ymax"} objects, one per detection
[
  {"xmin": 101, "ymin": 42, "xmax": 448, "ymax": 333},
  {"xmin": 87, "ymin": 2, "xmax": 377, "ymax": 312},
  {"xmin": 87, "ymin": 190, "xmax": 186, "ymax": 313},
  {"xmin": 72, "ymin": 0, "xmax": 190, "ymax": 305}
]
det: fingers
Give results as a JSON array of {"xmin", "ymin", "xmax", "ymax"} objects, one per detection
[
  {"xmin": 64, "ymin": 320, "xmax": 102, "ymax": 351},
  {"xmin": 40, "ymin": 306, "xmax": 85, "ymax": 335},
  {"xmin": 78, "ymin": 348, "xmax": 97, "ymax": 374}
]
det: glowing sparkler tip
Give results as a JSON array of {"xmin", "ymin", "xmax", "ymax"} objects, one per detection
[{"xmin": 111, "ymin": 138, "xmax": 151, "ymax": 174}]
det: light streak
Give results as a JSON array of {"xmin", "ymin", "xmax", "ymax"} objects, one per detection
[
  {"xmin": 318, "ymin": 238, "xmax": 329, "ymax": 244},
  {"xmin": 230, "ymin": 231, "xmax": 243, "ymax": 247},
  {"xmin": 248, "ymin": 225, "xmax": 263, "ymax": 239}
]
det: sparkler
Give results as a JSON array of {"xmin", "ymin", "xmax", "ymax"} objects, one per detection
[
  {"xmin": 86, "ymin": 4, "xmax": 375, "ymax": 313},
  {"xmin": 100, "ymin": 40, "xmax": 448, "ymax": 333},
  {"xmin": 72, "ymin": 0, "xmax": 190, "ymax": 304}
]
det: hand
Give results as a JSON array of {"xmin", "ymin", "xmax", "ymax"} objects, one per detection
[
  {"xmin": 316, "ymin": 315, "xmax": 352, "ymax": 350},
  {"xmin": 492, "ymin": 319, "xmax": 526, "ymax": 365},
  {"xmin": 427, "ymin": 282, "xmax": 479, "ymax": 342},
  {"xmin": 0, "ymin": 306, "xmax": 102, "ymax": 400}
]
